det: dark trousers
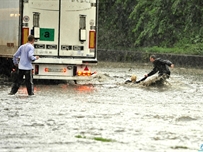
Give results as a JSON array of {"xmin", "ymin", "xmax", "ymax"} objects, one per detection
[{"xmin": 10, "ymin": 69, "xmax": 34, "ymax": 95}]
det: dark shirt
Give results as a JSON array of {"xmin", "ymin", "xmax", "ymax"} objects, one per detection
[{"xmin": 147, "ymin": 58, "xmax": 173, "ymax": 77}]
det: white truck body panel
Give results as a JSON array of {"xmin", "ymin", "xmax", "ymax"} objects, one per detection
[
  {"xmin": 0, "ymin": 0, "xmax": 98, "ymax": 80},
  {"xmin": 0, "ymin": 1, "xmax": 20, "ymax": 57}
]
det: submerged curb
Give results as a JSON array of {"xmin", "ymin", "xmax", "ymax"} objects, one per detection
[{"xmin": 97, "ymin": 50, "xmax": 203, "ymax": 68}]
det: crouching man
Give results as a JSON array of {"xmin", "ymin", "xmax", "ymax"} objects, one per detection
[{"xmin": 143, "ymin": 55, "xmax": 174, "ymax": 86}]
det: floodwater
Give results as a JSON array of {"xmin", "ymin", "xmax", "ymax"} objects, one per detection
[{"xmin": 0, "ymin": 62, "xmax": 203, "ymax": 152}]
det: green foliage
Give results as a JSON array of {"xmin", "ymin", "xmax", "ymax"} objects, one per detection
[
  {"xmin": 98, "ymin": 0, "xmax": 137, "ymax": 49},
  {"xmin": 98, "ymin": 0, "xmax": 203, "ymax": 55}
]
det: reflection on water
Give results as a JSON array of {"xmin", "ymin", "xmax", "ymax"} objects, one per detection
[
  {"xmin": 74, "ymin": 85, "xmax": 96, "ymax": 93},
  {"xmin": 0, "ymin": 62, "xmax": 203, "ymax": 152}
]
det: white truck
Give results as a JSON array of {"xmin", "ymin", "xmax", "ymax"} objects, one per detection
[{"xmin": 0, "ymin": 0, "xmax": 98, "ymax": 81}]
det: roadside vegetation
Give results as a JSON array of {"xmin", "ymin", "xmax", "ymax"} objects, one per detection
[{"xmin": 98, "ymin": 0, "xmax": 203, "ymax": 55}]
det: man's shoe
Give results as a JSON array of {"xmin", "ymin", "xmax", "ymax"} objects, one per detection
[
  {"xmin": 8, "ymin": 92, "xmax": 15, "ymax": 95},
  {"xmin": 28, "ymin": 93, "xmax": 34, "ymax": 96}
]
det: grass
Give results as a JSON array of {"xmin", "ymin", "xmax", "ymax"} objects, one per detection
[
  {"xmin": 98, "ymin": 43, "xmax": 203, "ymax": 55},
  {"xmin": 75, "ymin": 135, "xmax": 86, "ymax": 139},
  {"xmin": 93, "ymin": 137, "xmax": 114, "ymax": 142},
  {"xmin": 75, "ymin": 135, "xmax": 115, "ymax": 142},
  {"xmin": 137, "ymin": 43, "xmax": 203, "ymax": 55}
]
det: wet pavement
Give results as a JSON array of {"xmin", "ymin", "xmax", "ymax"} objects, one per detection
[{"xmin": 0, "ymin": 62, "xmax": 203, "ymax": 152}]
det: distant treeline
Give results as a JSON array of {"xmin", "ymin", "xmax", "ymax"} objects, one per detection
[{"xmin": 98, "ymin": 0, "xmax": 203, "ymax": 55}]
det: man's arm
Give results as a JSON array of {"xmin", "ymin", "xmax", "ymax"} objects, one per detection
[
  {"xmin": 146, "ymin": 67, "xmax": 158, "ymax": 77},
  {"xmin": 164, "ymin": 60, "xmax": 174, "ymax": 68},
  {"xmin": 160, "ymin": 59, "xmax": 174, "ymax": 67},
  {"xmin": 28, "ymin": 47, "xmax": 39, "ymax": 61},
  {"xmin": 13, "ymin": 46, "xmax": 22, "ymax": 66}
]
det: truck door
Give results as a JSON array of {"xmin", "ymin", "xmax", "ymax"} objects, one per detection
[
  {"xmin": 59, "ymin": 0, "xmax": 97, "ymax": 59},
  {"xmin": 24, "ymin": 0, "xmax": 59, "ymax": 57},
  {"xmin": 23, "ymin": 0, "xmax": 97, "ymax": 59}
]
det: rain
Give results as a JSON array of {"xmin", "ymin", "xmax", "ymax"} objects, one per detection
[{"xmin": 1, "ymin": 62, "xmax": 203, "ymax": 152}]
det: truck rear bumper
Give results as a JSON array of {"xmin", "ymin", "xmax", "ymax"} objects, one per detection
[{"xmin": 33, "ymin": 73, "xmax": 97, "ymax": 80}]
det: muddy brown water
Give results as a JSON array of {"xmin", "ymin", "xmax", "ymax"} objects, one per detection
[{"xmin": 0, "ymin": 62, "xmax": 203, "ymax": 152}]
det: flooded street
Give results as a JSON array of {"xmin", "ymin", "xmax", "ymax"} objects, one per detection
[{"xmin": 0, "ymin": 62, "xmax": 203, "ymax": 152}]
